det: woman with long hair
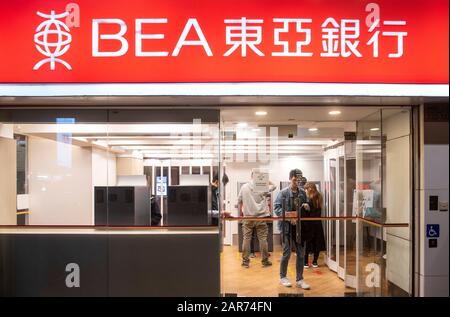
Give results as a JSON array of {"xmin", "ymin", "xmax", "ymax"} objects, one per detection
[{"xmin": 302, "ymin": 182, "xmax": 326, "ymax": 268}]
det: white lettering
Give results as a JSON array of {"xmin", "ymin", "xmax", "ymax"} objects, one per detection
[
  {"xmin": 172, "ymin": 18, "xmax": 212, "ymax": 56},
  {"xmin": 224, "ymin": 17, "xmax": 264, "ymax": 57},
  {"xmin": 136, "ymin": 18, "xmax": 169, "ymax": 57},
  {"xmin": 92, "ymin": 19, "xmax": 128, "ymax": 57},
  {"xmin": 178, "ymin": 301, "xmax": 211, "ymax": 314},
  {"xmin": 272, "ymin": 18, "xmax": 313, "ymax": 57}
]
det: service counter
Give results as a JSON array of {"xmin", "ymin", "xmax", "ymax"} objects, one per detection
[{"xmin": 0, "ymin": 227, "xmax": 220, "ymax": 297}]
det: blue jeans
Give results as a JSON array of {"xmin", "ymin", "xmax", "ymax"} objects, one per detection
[{"xmin": 280, "ymin": 225, "xmax": 305, "ymax": 281}]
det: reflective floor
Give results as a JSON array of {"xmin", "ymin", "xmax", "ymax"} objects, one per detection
[{"xmin": 221, "ymin": 245, "xmax": 350, "ymax": 297}]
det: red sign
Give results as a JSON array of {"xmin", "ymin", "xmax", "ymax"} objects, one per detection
[{"xmin": 0, "ymin": 0, "xmax": 448, "ymax": 83}]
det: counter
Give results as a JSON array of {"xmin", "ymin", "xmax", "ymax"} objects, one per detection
[{"xmin": 0, "ymin": 227, "xmax": 220, "ymax": 297}]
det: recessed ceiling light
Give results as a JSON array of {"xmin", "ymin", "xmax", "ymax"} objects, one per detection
[
  {"xmin": 237, "ymin": 122, "xmax": 248, "ymax": 127},
  {"xmin": 308, "ymin": 128, "xmax": 318, "ymax": 132},
  {"xmin": 370, "ymin": 127, "xmax": 380, "ymax": 131},
  {"xmin": 255, "ymin": 111, "xmax": 267, "ymax": 116},
  {"xmin": 329, "ymin": 110, "xmax": 341, "ymax": 115}
]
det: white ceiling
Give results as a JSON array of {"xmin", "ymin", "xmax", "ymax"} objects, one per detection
[
  {"xmin": 220, "ymin": 106, "xmax": 393, "ymax": 123},
  {"xmin": 7, "ymin": 105, "xmax": 407, "ymax": 161}
]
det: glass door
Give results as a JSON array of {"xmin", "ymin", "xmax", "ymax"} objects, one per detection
[
  {"xmin": 337, "ymin": 155, "xmax": 345, "ymax": 279},
  {"xmin": 325, "ymin": 146, "xmax": 346, "ymax": 279},
  {"xmin": 355, "ymin": 110, "xmax": 383, "ymax": 296},
  {"xmin": 345, "ymin": 156, "xmax": 357, "ymax": 289},
  {"xmin": 327, "ymin": 157, "xmax": 338, "ymax": 272}
]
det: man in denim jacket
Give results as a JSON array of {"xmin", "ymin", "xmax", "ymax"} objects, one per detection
[{"xmin": 274, "ymin": 169, "xmax": 311, "ymax": 289}]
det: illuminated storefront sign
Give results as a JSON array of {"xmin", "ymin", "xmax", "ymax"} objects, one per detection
[{"xmin": 0, "ymin": 0, "xmax": 448, "ymax": 83}]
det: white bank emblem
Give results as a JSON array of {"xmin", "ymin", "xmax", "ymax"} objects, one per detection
[{"xmin": 34, "ymin": 10, "xmax": 72, "ymax": 70}]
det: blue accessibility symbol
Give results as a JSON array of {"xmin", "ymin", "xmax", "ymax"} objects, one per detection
[{"xmin": 426, "ymin": 224, "xmax": 440, "ymax": 238}]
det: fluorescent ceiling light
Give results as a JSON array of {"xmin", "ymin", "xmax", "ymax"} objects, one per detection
[
  {"xmin": 328, "ymin": 111, "xmax": 341, "ymax": 115},
  {"xmin": 370, "ymin": 127, "xmax": 380, "ymax": 131},
  {"xmin": 255, "ymin": 111, "xmax": 267, "ymax": 116},
  {"xmin": 75, "ymin": 136, "xmax": 213, "ymax": 140},
  {"xmin": 142, "ymin": 153, "xmax": 215, "ymax": 159},
  {"xmin": 308, "ymin": 128, "xmax": 318, "ymax": 132}
]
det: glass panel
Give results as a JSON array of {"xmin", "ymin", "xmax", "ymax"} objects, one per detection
[
  {"xmin": 358, "ymin": 221, "xmax": 383, "ymax": 296},
  {"xmin": 339, "ymin": 156, "xmax": 345, "ymax": 269},
  {"xmin": 356, "ymin": 108, "xmax": 412, "ymax": 297},
  {"xmin": 0, "ymin": 111, "xmax": 110, "ymax": 296},
  {"xmin": 356, "ymin": 110, "xmax": 382, "ymax": 296},
  {"xmin": 330, "ymin": 159, "xmax": 337, "ymax": 263},
  {"xmin": 345, "ymin": 158, "xmax": 357, "ymax": 280},
  {"xmin": 15, "ymin": 134, "xmax": 27, "ymax": 195},
  {"xmin": 356, "ymin": 111, "xmax": 382, "ymax": 223},
  {"xmin": 106, "ymin": 111, "xmax": 220, "ymax": 228},
  {"xmin": 381, "ymin": 108, "xmax": 412, "ymax": 296}
]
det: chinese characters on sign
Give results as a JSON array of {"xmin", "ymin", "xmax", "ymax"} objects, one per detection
[
  {"xmin": 221, "ymin": 15, "xmax": 407, "ymax": 58},
  {"xmin": 231, "ymin": 3, "xmax": 408, "ymax": 59}
]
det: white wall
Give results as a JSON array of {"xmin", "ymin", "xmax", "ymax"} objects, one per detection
[
  {"xmin": 0, "ymin": 124, "xmax": 14, "ymax": 139},
  {"xmin": 383, "ymin": 110, "xmax": 412, "ymax": 293},
  {"xmin": 28, "ymin": 136, "xmax": 93, "ymax": 225},
  {"xmin": 117, "ymin": 157, "xmax": 144, "ymax": 175},
  {"xmin": 91, "ymin": 148, "xmax": 117, "ymax": 224},
  {"xmin": 26, "ymin": 137, "xmax": 119, "ymax": 226},
  {"xmin": 92, "ymin": 148, "xmax": 117, "ymax": 187},
  {"xmin": 224, "ymin": 157, "xmax": 324, "ymax": 242},
  {"xmin": 420, "ymin": 144, "xmax": 449, "ymax": 296}
]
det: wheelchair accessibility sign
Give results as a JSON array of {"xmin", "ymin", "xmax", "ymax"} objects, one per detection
[{"xmin": 426, "ymin": 224, "xmax": 440, "ymax": 238}]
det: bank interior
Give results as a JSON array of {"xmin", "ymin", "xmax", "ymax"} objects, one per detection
[{"xmin": 0, "ymin": 105, "xmax": 413, "ymax": 296}]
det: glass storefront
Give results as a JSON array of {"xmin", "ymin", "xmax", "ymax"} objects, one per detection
[{"xmin": 0, "ymin": 106, "xmax": 414, "ymax": 297}]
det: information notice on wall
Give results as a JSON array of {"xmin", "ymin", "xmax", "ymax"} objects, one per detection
[
  {"xmin": 156, "ymin": 176, "xmax": 167, "ymax": 196},
  {"xmin": 252, "ymin": 169, "xmax": 269, "ymax": 193}
]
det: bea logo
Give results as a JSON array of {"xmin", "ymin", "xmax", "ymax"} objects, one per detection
[{"xmin": 33, "ymin": 3, "xmax": 80, "ymax": 71}]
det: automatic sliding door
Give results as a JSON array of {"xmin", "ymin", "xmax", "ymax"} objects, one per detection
[
  {"xmin": 328, "ymin": 158, "xmax": 337, "ymax": 270},
  {"xmin": 338, "ymin": 156, "xmax": 345, "ymax": 279},
  {"xmin": 355, "ymin": 110, "xmax": 383, "ymax": 296}
]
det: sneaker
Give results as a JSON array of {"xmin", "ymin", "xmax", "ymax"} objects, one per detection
[
  {"xmin": 280, "ymin": 277, "xmax": 292, "ymax": 287},
  {"xmin": 312, "ymin": 262, "xmax": 318, "ymax": 268},
  {"xmin": 250, "ymin": 253, "xmax": 256, "ymax": 258},
  {"xmin": 241, "ymin": 261, "xmax": 249, "ymax": 268},
  {"xmin": 304, "ymin": 263, "xmax": 309, "ymax": 268},
  {"xmin": 262, "ymin": 260, "xmax": 272, "ymax": 267},
  {"xmin": 296, "ymin": 279, "xmax": 311, "ymax": 290}
]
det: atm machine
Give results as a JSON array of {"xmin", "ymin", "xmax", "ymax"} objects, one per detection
[
  {"xmin": 166, "ymin": 185, "xmax": 212, "ymax": 226},
  {"xmin": 94, "ymin": 186, "xmax": 151, "ymax": 226}
]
